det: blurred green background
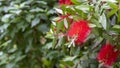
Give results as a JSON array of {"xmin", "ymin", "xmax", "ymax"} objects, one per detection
[{"xmin": 0, "ymin": 0, "xmax": 60, "ymax": 68}]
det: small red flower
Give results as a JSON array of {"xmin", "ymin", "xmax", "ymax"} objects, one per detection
[
  {"xmin": 67, "ymin": 20, "xmax": 91, "ymax": 45},
  {"xmin": 59, "ymin": 0, "xmax": 73, "ymax": 5},
  {"xmin": 97, "ymin": 43, "xmax": 120, "ymax": 66}
]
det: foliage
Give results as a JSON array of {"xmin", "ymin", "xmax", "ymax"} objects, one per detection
[{"xmin": 0, "ymin": 0, "xmax": 120, "ymax": 68}]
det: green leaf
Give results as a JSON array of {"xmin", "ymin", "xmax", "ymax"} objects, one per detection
[
  {"xmin": 107, "ymin": 9, "xmax": 118, "ymax": 17},
  {"xmin": 0, "ymin": 40, "xmax": 11, "ymax": 48},
  {"xmin": 92, "ymin": 37, "xmax": 103, "ymax": 49},
  {"xmin": 30, "ymin": 8, "xmax": 44, "ymax": 12},
  {"xmin": 117, "ymin": 10, "xmax": 120, "ymax": 23},
  {"xmin": 99, "ymin": 13, "xmax": 107, "ymax": 30},
  {"xmin": 1, "ymin": 14, "xmax": 13, "ymax": 23},
  {"xmin": 91, "ymin": 19, "xmax": 102, "ymax": 28},
  {"xmin": 104, "ymin": 0, "xmax": 117, "ymax": 3},
  {"xmin": 52, "ymin": 37, "xmax": 57, "ymax": 48},
  {"xmin": 108, "ymin": 2, "xmax": 118, "ymax": 9},
  {"xmin": 35, "ymin": 1, "xmax": 47, "ymax": 5},
  {"xmin": 64, "ymin": 19, "xmax": 68, "ymax": 28},
  {"xmin": 63, "ymin": 56, "xmax": 77, "ymax": 61},
  {"xmin": 31, "ymin": 17, "xmax": 40, "ymax": 27},
  {"xmin": 9, "ymin": 10, "xmax": 22, "ymax": 15},
  {"xmin": 102, "ymin": 33, "xmax": 112, "ymax": 41},
  {"xmin": 75, "ymin": 5, "xmax": 90, "ymax": 13},
  {"xmin": 15, "ymin": 55, "xmax": 26, "ymax": 62},
  {"xmin": 56, "ymin": 21, "xmax": 64, "ymax": 33},
  {"xmin": 112, "ymin": 25, "xmax": 120, "ymax": 29},
  {"xmin": 89, "ymin": 24, "xmax": 96, "ymax": 28},
  {"xmin": 37, "ymin": 24, "xmax": 49, "ymax": 33},
  {"xmin": 71, "ymin": 0, "xmax": 80, "ymax": 4},
  {"xmin": 43, "ymin": 42, "xmax": 52, "ymax": 49}
]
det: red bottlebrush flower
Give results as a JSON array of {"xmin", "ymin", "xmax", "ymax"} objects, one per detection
[
  {"xmin": 59, "ymin": 0, "xmax": 73, "ymax": 5},
  {"xmin": 67, "ymin": 20, "xmax": 91, "ymax": 45},
  {"xmin": 97, "ymin": 43, "xmax": 120, "ymax": 66}
]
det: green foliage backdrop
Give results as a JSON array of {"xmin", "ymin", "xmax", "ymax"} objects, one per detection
[{"xmin": 0, "ymin": 0, "xmax": 120, "ymax": 68}]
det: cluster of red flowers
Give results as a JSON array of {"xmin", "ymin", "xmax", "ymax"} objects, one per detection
[
  {"xmin": 56, "ymin": 15, "xmax": 91, "ymax": 45},
  {"xmin": 58, "ymin": 0, "xmax": 120, "ymax": 67},
  {"xmin": 59, "ymin": 0, "xmax": 73, "ymax": 5},
  {"xmin": 58, "ymin": 0, "xmax": 91, "ymax": 45},
  {"xmin": 67, "ymin": 20, "xmax": 91, "ymax": 45},
  {"xmin": 97, "ymin": 43, "xmax": 120, "ymax": 67}
]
